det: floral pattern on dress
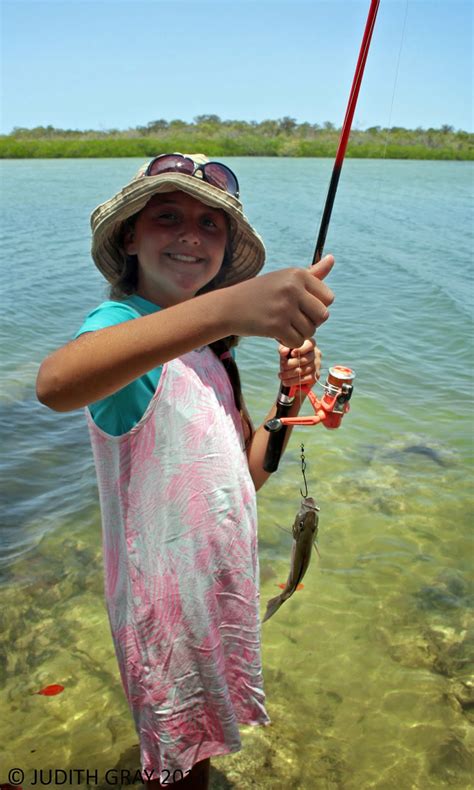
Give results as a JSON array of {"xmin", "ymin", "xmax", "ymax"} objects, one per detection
[{"xmin": 87, "ymin": 347, "xmax": 269, "ymax": 777}]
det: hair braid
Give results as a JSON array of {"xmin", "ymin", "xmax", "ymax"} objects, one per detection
[{"xmin": 207, "ymin": 337, "xmax": 254, "ymax": 448}]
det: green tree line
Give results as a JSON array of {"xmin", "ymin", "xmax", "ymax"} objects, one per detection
[{"xmin": 1, "ymin": 116, "xmax": 472, "ymax": 159}]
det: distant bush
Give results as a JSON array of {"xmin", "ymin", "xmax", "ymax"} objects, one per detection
[{"xmin": 1, "ymin": 118, "xmax": 472, "ymax": 160}]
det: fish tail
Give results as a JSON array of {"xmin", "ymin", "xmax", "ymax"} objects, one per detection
[{"xmin": 262, "ymin": 593, "xmax": 284, "ymax": 623}]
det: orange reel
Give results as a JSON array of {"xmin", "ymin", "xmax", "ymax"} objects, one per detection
[{"xmin": 264, "ymin": 366, "xmax": 355, "ymax": 432}]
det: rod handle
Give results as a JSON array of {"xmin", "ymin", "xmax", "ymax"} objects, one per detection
[{"xmin": 263, "ymin": 386, "xmax": 294, "ymax": 472}]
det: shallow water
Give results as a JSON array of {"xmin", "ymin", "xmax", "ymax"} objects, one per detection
[{"xmin": 1, "ymin": 158, "xmax": 473, "ymax": 788}]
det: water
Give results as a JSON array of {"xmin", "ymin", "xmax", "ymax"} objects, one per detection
[{"xmin": 1, "ymin": 158, "xmax": 473, "ymax": 788}]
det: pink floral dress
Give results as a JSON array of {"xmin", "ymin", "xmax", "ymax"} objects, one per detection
[{"xmin": 87, "ymin": 346, "xmax": 269, "ymax": 777}]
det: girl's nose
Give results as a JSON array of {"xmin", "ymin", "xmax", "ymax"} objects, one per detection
[{"xmin": 178, "ymin": 224, "xmax": 201, "ymax": 245}]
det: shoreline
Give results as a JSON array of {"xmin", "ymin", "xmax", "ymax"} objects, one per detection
[{"xmin": 1, "ymin": 138, "xmax": 472, "ymax": 161}]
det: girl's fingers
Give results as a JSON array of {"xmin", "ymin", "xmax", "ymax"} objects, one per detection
[
  {"xmin": 283, "ymin": 354, "xmax": 313, "ymax": 368},
  {"xmin": 308, "ymin": 254, "xmax": 335, "ymax": 283},
  {"xmin": 279, "ymin": 370, "xmax": 315, "ymax": 383},
  {"xmin": 278, "ymin": 338, "xmax": 316, "ymax": 358},
  {"xmin": 279, "ymin": 336, "xmax": 321, "ymax": 386},
  {"xmin": 279, "ymin": 370, "xmax": 318, "ymax": 387},
  {"xmin": 279, "ymin": 361, "xmax": 320, "ymax": 383},
  {"xmin": 280, "ymin": 363, "xmax": 314, "ymax": 377},
  {"xmin": 279, "ymin": 343, "xmax": 320, "ymax": 369},
  {"xmin": 231, "ymin": 261, "xmax": 335, "ymax": 346}
]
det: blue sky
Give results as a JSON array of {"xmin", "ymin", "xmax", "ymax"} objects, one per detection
[{"xmin": 1, "ymin": 0, "xmax": 472, "ymax": 134}]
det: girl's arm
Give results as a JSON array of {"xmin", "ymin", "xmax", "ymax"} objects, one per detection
[
  {"xmin": 246, "ymin": 340, "xmax": 319, "ymax": 491},
  {"xmin": 37, "ymin": 289, "xmax": 235, "ymax": 411},
  {"xmin": 37, "ymin": 257, "xmax": 334, "ymax": 412}
]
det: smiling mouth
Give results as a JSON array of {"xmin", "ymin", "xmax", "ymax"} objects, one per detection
[{"xmin": 166, "ymin": 253, "xmax": 204, "ymax": 263}]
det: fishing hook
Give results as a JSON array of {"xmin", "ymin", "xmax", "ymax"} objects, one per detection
[{"xmin": 300, "ymin": 442, "xmax": 309, "ymax": 498}]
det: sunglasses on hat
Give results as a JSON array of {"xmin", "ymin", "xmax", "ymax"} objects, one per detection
[{"xmin": 144, "ymin": 154, "xmax": 240, "ymax": 198}]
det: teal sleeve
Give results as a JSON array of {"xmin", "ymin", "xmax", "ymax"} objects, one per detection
[
  {"xmin": 74, "ymin": 303, "xmax": 139, "ymax": 335},
  {"xmin": 75, "ymin": 301, "xmax": 162, "ymax": 436}
]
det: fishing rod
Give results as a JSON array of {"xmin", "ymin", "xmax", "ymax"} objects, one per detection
[{"xmin": 263, "ymin": 0, "xmax": 380, "ymax": 473}]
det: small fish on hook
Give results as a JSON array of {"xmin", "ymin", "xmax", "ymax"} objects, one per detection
[{"xmin": 263, "ymin": 496, "xmax": 320, "ymax": 623}]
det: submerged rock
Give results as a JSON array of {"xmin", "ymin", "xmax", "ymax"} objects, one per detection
[
  {"xmin": 379, "ymin": 569, "xmax": 473, "ymax": 685},
  {"xmin": 427, "ymin": 626, "xmax": 473, "ymax": 678},
  {"xmin": 428, "ymin": 733, "xmax": 473, "ymax": 785},
  {"xmin": 414, "ymin": 570, "xmax": 474, "ymax": 612},
  {"xmin": 362, "ymin": 434, "xmax": 456, "ymax": 469},
  {"xmin": 445, "ymin": 679, "xmax": 474, "ymax": 724},
  {"xmin": 385, "ymin": 621, "xmax": 473, "ymax": 680}
]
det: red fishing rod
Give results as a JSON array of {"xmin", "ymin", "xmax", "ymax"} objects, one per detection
[{"xmin": 263, "ymin": 0, "xmax": 380, "ymax": 473}]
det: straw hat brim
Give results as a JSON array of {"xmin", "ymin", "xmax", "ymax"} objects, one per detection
[{"xmin": 91, "ymin": 172, "xmax": 266, "ymax": 288}]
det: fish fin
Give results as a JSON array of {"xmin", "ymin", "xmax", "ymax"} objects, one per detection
[
  {"xmin": 313, "ymin": 541, "xmax": 321, "ymax": 558},
  {"xmin": 278, "ymin": 581, "xmax": 304, "ymax": 590},
  {"xmin": 262, "ymin": 594, "xmax": 284, "ymax": 623}
]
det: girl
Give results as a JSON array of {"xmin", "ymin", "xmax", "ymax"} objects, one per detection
[{"xmin": 36, "ymin": 153, "xmax": 335, "ymax": 788}]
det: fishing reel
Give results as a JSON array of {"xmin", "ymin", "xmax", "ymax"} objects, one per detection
[{"xmin": 264, "ymin": 365, "xmax": 355, "ymax": 433}]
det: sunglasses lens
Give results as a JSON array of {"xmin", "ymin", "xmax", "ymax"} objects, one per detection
[
  {"xmin": 147, "ymin": 155, "xmax": 194, "ymax": 177},
  {"xmin": 145, "ymin": 155, "xmax": 239, "ymax": 197},
  {"xmin": 203, "ymin": 163, "xmax": 239, "ymax": 196}
]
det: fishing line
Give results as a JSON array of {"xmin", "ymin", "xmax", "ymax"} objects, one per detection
[
  {"xmin": 383, "ymin": 0, "xmax": 409, "ymax": 156},
  {"xmin": 370, "ymin": 0, "xmax": 410, "ymax": 231},
  {"xmin": 297, "ymin": 352, "xmax": 308, "ymax": 497}
]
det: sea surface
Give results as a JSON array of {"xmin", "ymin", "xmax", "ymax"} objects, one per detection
[{"xmin": 0, "ymin": 158, "xmax": 473, "ymax": 789}]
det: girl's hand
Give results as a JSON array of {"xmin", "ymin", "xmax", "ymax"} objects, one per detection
[
  {"xmin": 229, "ymin": 255, "xmax": 335, "ymax": 349},
  {"xmin": 278, "ymin": 338, "xmax": 321, "ymax": 390}
]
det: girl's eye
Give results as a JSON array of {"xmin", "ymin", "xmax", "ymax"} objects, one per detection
[
  {"xmin": 202, "ymin": 215, "xmax": 226, "ymax": 231},
  {"xmin": 156, "ymin": 212, "xmax": 178, "ymax": 221}
]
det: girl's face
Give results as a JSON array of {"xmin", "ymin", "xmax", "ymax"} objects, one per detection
[{"xmin": 125, "ymin": 191, "xmax": 228, "ymax": 307}]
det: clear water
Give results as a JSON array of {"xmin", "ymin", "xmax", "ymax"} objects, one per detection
[{"xmin": 1, "ymin": 158, "xmax": 473, "ymax": 788}]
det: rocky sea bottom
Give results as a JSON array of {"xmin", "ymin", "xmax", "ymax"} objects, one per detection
[{"xmin": 1, "ymin": 432, "xmax": 472, "ymax": 789}]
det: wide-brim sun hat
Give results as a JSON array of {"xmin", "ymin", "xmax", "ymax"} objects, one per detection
[{"xmin": 91, "ymin": 153, "xmax": 266, "ymax": 289}]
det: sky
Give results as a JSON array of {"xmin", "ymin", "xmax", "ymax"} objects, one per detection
[{"xmin": 1, "ymin": 0, "xmax": 472, "ymax": 135}]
